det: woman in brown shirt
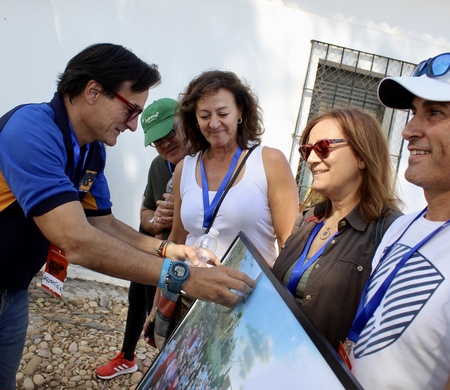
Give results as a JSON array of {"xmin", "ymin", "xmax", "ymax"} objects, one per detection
[{"xmin": 272, "ymin": 107, "xmax": 402, "ymax": 351}]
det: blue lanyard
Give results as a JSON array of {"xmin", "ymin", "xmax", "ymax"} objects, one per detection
[
  {"xmin": 348, "ymin": 207, "xmax": 450, "ymax": 343},
  {"xmin": 70, "ymin": 123, "xmax": 89, "ymax": 184},
  {"xmin": 200, "ymin": 147, "xmax": 242, "ymax": 229},
  {"xmin": 167, "ymin": 160, "xmax": 174, "ymax": 175},
  {"xmin": 287, "ymin": 221, "xmax": 337, "ymax": 295}
]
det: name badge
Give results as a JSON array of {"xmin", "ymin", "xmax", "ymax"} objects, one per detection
[{"xmin": 42, "ymin": 244, "xmax": 68, "ymax": 298}]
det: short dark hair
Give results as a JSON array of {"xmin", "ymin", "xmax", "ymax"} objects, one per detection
[
  {"xmin": 57, "ymin": 43, "xmax": 161, "ymax": 102},
  {"xmin": 178, "ymin": 70, "xmax": 264, "ymax": 154}
]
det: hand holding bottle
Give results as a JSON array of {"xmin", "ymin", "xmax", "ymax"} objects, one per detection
[{"xmin": 165, "ymin": 177, "xmax": 173, "ymax": 202}]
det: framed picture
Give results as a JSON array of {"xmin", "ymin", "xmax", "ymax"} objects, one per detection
[{"xmin": 137, "ymin": 232, "xmax": 363, "ymax": 390}]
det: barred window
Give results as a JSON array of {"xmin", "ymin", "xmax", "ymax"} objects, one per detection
[{"xmin": 290, "ymin": 41, "xmax": 416, "ymax": 202}]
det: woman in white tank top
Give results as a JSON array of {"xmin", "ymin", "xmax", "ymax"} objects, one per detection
[{"xmin": 168, "ymin": 70, "xmax": 299, "ymax": 266}]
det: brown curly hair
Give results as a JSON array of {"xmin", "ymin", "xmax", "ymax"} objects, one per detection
[{"xmin": 178, "ymin": 70, "xmax": 264, "ymax": 155}]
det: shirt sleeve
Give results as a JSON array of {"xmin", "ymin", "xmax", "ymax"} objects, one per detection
[{"xmin": 0, "ymin": 103, "xmax": 112, "ymax": 217}]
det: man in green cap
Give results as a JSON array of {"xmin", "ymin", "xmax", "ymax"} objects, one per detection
[{"xmin": 96, "ymin": 98, "xmax": 188, "ymax": 379}]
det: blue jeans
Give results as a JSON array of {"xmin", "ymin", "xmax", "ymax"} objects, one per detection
[{"xmin": 0, "ymin": 289, "xmax": 29, "ymax": 390}]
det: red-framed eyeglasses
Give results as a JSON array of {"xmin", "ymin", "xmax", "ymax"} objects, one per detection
[
  {"xmin": 299, "ymin": 138, "xmax": 348, "ymax": 160},
  {"xmin": 113, "ymin": 92, "xmax": 143, "ymax": 123}
]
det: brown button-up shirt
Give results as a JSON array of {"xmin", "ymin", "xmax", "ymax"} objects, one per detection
[{"xmin": 272, "ymin": 202, "xmax": 402, "ymax": 351}]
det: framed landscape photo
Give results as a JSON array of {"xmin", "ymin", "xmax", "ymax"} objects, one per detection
[{"xmin": 137, "ymin": 232, "xmax": 363, "ymax": 390}]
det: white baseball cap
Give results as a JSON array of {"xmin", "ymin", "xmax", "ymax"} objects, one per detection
[{"xmin": 378, "ymin": 53, "xmax": 450, "ymax": 109}]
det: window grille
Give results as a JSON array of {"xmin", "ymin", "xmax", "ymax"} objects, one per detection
[{"xmin": 290, "ymin": 41, "xmax": 416, "ymax": 202}]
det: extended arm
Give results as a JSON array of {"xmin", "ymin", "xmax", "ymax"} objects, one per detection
[{"xmin": 33, "ymin": 200, "xmax": 252, "ymax": 306}]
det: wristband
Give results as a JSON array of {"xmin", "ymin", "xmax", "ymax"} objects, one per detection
[
  {"xmin": 161, "ymin": 241, "xmax": 173, "ymax": 258},
  {"xmin": 155, "ymin": 240, "xmax": 167, "ymax": 257},
  {"xmin": 157, "ymin": 258, "xmax": 172, "ymax": 288}
]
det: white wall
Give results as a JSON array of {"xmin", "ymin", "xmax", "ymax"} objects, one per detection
[{"xmin": 1, "ymin": 0, "xmax": 449, "ymax": 231}]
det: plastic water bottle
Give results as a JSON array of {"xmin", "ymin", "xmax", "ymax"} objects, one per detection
[
  {"xmin": 165, "ymin": 177, "xmax": 173, "ymax": 202},
  {"xmin": 190, "ymin": 227, "xmax": 220, "ymax": 266}
]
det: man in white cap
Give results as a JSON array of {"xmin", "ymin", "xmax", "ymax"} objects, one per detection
[{"xmin": 346, "ymin": 53, "xmax": 450, "ymax": 389}]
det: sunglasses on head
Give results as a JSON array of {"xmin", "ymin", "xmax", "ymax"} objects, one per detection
[
  {"xmin": 299, "ymin": 138, "xmax": 348, "ymax": 160},
  {"xmin": 412, "ymin": 53, "xmax": 450, "ymax": 78}
]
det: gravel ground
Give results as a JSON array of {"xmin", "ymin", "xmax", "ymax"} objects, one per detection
[{"xmin": 17, "ymin": 272, "xmax": 158, "ymax": 389}]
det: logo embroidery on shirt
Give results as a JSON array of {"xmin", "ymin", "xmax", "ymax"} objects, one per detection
[
  {"xmin": 354, "ymin": 243, "xmax": 444, "ymax": 358},
  {"xmin": 79, "ymin": 170, "xmax": 97, "ymax": 193}
]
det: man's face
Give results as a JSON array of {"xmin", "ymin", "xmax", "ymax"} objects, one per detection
[
  {"xmin": 154, "ymin": 116, "xmax": 187, "ymax": 165},
  {"xmin": 402, "ymin": 97, "xmax": 450, "ymax": 195},
  {"xmin": 86, "ymin": 81, "xmax": 148, "ymax": 147}
]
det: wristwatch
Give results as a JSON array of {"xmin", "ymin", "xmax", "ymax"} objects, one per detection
[{"xmin": 167, "ymin": 261, "xmax": 190, "ymax": 293}]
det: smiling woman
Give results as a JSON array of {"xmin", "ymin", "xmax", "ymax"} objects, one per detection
[
  {"xmin": 168, "ymin": 70, "xmax": 299, "ymax": 266},
  {"xmin": 272, "ymin": 107, "xmax": 403, "ymax": 352}
]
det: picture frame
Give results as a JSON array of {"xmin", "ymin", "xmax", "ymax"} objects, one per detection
[{"xmin": 137, "ymin": 231, "xmax": 363, "ymax": 389}]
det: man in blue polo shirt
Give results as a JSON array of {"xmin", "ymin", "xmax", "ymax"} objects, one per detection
[{"xmin": 0, "ymin": 43, "xmax": 254, "ymax": 389}]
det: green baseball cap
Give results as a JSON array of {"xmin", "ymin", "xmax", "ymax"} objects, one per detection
[{"xmin": 141, "ymin": 98, "xmax": 177, "ymax": 147}]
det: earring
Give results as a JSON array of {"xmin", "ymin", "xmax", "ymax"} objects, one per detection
[{"xmin": 237, "ymin": 118, "xmax": 242, "ymax": 124}]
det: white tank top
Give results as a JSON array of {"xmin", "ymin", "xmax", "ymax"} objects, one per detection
[{"xmin": 180, "ymin": 145, "xmax": 277, "ymax": 265}]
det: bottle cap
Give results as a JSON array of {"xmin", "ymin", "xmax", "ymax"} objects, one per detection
[{"xmin": 209, "ymin": 227, "xmax": 220, "ymax": 237}]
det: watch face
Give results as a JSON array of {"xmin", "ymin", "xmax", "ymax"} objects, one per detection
[{"xmin": 173, "ymin": 264, "xmax": 186, "ymax": 277}]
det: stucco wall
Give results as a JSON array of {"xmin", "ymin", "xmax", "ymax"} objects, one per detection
[{"xmin": 1, "ymin": 0, "xmax": 448, "ymax": 231}]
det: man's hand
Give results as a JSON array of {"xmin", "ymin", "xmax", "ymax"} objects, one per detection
[
  {"xmin": 164, "ymin": 243, "xmax": 255, "ymax": 306},
  {"xmin": 152, "ymin": 193, "xmax": 174, "ymax": 228},
  {"xmin": 182, "ymin": 266, "xmax": 256, "ymax": 308}
]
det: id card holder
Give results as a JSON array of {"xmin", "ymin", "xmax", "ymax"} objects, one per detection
[
  {"xmin": 338, "ymin": 341, "xmax": 353, "ymax": 371},
  {"xmin": 42, "ymin": 244, "xmax": 68, "ymax": 298}
]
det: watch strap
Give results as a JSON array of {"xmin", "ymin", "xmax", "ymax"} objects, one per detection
[{"xmin": 157, "ymin": 258, "xmax": 172, "ymax": 288}]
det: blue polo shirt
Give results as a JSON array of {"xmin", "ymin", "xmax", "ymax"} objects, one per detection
[{"xmin": 0, "ymin": 93, "xmax": 112, "ymax": 290}]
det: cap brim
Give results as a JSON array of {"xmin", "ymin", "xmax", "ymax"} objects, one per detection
[
  {"xmin": 378, "ymin": 74, "xmax": 450, "ymax": 109},
  {"xmin": 144, "ymin": 116, "xmax": 174, "ymax": 147}
]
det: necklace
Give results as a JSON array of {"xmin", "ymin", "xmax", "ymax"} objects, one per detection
[{"xmin": 319, "ymin": 224, "xmax": 337, "ymax": 240}]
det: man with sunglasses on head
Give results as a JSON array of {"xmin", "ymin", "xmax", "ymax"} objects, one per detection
[
  {"xmin": 96, "ymin": 98, "xmax": 189, "ymax": 379},
  {"xmin": 0, "ymin": 44, "xmax": 254, "ymax": 389},
  {"xmin": 346, "ymin": 53, "xmax": 450, "ymax": 389}
]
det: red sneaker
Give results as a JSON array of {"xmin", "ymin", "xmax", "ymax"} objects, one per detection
[{"xmin": 96, "ymin": 352, "xmax": 138, "ymax": 379}]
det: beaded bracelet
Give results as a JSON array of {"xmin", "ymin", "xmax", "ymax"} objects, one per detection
[
  {"xmin": 157, "ymin": 258, "xmax": 172, "ymax": 289},
  {"xmin": 161, "ymin": 241, "xmax": 173, "ymax": 258},
  {"xmin": 155, "ymin": 240, "xmax": 168, "ymax": 257}
]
